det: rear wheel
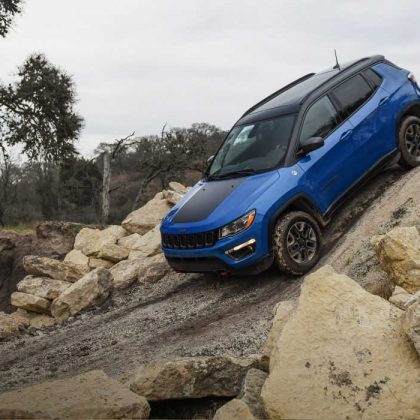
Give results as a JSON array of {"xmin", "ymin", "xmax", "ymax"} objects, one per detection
[
  {"xmin": 398, "ymin": 115, "xmax": 420, "ymax": 169},
  {"xmin": 272, "ymin": 211, "xmax": 322, "ymax": 275}
]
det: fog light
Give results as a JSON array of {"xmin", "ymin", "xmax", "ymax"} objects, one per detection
[{"xmin": 226, "ymin": 239, "xmax": 256, "ymax": 260}]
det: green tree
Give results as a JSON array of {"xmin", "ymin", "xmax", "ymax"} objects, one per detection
[
  {"xmin": 0, "ymin": 0, "xmax": 22, "ymax": 38},
  {"xmin": 0, "ymin": 53, "xmax": 84, "ymax": 162}
]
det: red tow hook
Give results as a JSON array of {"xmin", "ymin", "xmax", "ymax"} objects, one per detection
[{"xmin": 217, "ymin": 270, "xmax": 231, "ymax": 278}]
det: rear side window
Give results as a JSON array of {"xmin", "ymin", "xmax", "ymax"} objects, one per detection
[
  {"xmin": 332, "ymin": 74, "xmax": 373, "ymax": 119},
  {"xmin": 300, "ymin": 96, "xmax": 340, "ymax": 141},
  {"xmin": 363, "ymin": 68, "xmax": 382, "ymax": 90}
]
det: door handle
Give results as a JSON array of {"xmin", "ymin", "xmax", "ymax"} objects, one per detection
[
  {"xmin": 379, "ymin": 96, "xmax": 389, "ymax": 107},
  {"xmin": 340, "ymin": 129, "xmax": 352, "ymax": 141}
]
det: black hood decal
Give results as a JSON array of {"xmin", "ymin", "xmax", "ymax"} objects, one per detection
[{"xmin": 173, "ymin": 178, "xmax": 245, "ymax": 223}]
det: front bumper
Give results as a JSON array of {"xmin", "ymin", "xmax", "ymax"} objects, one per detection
[
  {"xmin": 165, "ymin": 253, "xmax": 273, "ymax": 275},
  {"xmin": 161, "ymin": 222, "xmax": 272, "ymax": 274}
]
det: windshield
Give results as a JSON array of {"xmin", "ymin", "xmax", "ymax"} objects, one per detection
[{"xmin": 208, "ymin": 114, "xmax": 296, "ymax": 179}]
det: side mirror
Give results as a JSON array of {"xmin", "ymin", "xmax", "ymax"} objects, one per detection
[
  {"xmin": 299, "ymin": 137, "xmax": 324, "ymax": 155},
  {"xmin": 207, "ymin": 155, "xmax": 214, "ymax": 164}
]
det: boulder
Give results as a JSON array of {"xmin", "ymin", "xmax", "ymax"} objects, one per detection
[
  {"xmin": 88, "ymin": 257, "xmax": 114, "ymax": 269},
  {"xmin": 11, "ymin": 292, "xmax": 50, "ymax": 314},
  {"xmin": 165, "ymin": 190, "xmax": 183, "ymax": 205},
  {"xmin": 0, "ymin": 311, "xmax": 29, "ymax": 338},
  {"xmin": 74, "ymin": 225, "xmax": 127, "ymax": 257},
  {"xmin": 389, "ymin": 285, "xmax": 413, "ymax": 310},
  {"xmin": 213, "ymin": 399, "xmax": 255, "ymax": 420},
  {"xmin": 129, "ymin": 356, "xmax": 260, "ymax": 401},
  {"xmin": 359, "ymin": 275, "xmax": 394, "ymax": 300},
  {"xmin": 168, "ymin": 181, "xmax": 187, "ymax": 195},
  {"xmin": 110, "ymin": 259, "xmax": 143, "ymax": 289},
  {"xmin": 50, "ymin": 268, "xmax": 112, "ymax": 322},
  {"xmin": 118, "ymin": 233, "xmax": 143, "ymax": 250},
  {"xmin": 128, "ymin": 225, "xmax": 161, "ymax": 260},
  {"xmin": 238, "ymin": 368, "xmax": 267, "ymax": 419},
  {"xmin": 261, "ymin": 265, "xmax": 420, "ymax": 420},
  {"xmin": 23, "ymin": 256, "xmax": 88, "ymax": 283},
  {"xmin": 261, "ymin": 300, "xmax": 296, "ymax": 371},
  {"xmin": 0, "ymin": 370, "xmax": 150, "ymax": 419},
  {"xmin": 371, "ymin": 226, "xmax": 420, "ymax": 293},
  {"xmin": 13, "ymin": 309, "xmax": 56, "ymax": 329},
  {"xmin": 98, "ymin": 243, "xmax": 129, "ymax": 263},
  {"xmin": 402, "ymin": 293, "xmax": 420, "ymax": 356},
  {"xmin": 122, "ymin": 192, "xmax": 171, "ymax": 235},
  {"xmin": 17, "ymin": 275, "xmax": 70, "ymax": 300},
  {"xmin": 64, "ymin": 249, "xmax": 90, "ymax": 270},
  {"xmin": 138, "ymin": 254, "xmax": 170, "ymax": 284}
]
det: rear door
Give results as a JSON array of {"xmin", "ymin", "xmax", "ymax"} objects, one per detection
[
  {"xmin": 330, "ymin": 72, "xmax": 390, "ymax": 175},
  {"xmin": 296, "ymin": 95, "xmax": 354, "ymax": 213}
]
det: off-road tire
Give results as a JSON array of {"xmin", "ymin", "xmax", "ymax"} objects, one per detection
[
  {"xmin": 398, "ymin": 115, "xmax": 420, "ymax": 169},
  {"xmin": 272, "ymin": 211, "xmax": 322, "ymax": 275}
]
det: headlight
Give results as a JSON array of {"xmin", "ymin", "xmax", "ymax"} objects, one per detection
[{"xmin": 219, "ymin": 210, "xmax": 256, "ymax": 239}]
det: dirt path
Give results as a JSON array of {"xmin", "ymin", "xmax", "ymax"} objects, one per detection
[{"xmin": 0, "ymin": 166, "xmax": 408, "ymax": 393}]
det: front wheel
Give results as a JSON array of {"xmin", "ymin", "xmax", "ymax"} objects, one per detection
[
  {"xmin": 272, "ymin": 211, "xmax": 322, "ymax": 275},
  {"xmin": 398, "ymin": 115, "xmax": 420, "ymax": 169}
]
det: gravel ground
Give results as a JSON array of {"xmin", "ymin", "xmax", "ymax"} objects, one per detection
[{"xmin": 0, "ymin": 165, "xmax": 411, "ymax": 394}]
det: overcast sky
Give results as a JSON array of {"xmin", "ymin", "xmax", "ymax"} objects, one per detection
[{"xmin": 1, "ymin": 0, "xmax": 420, "ymax": 155}]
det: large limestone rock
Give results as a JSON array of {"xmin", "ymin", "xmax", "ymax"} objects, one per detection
[
  {"xmin": 110, "ymin": 259, "xmax": 143, "ymax": 289},
  {"xmin": 165, "ymin": 190, "xmax": 183, "ymax": 205},
  {"xmin": 13, "ymin": 309, "xmax": 56, "ymax": 329},
  {"xmin": 11, "ymin": 292, "xmax": 50, "ymax": 314},
  {"xmin": 389, "ymin": 285, "xmax": 413, "ymax": 310},
  {"xmin": 213, "ymin": 399, "xmax": 255, "ymax": 420},
  {"xmin": 129, "ymin": 356, "xmax": 260, "ymax": 401},
  {"xmin": 17, "ymin": 275, "xmax": 70, "ymax": 300},
  {"xmin": 74, "ymin": 225, "xmax": 127, "ymax": 257},
  {"xmin": 168, "ymin": 181, "xmax": 187, "ymax": 195},
  {"xmin": 261, "ymin": 265, "xmax": 420, "ymax": 420},
  {"xmin": 50, "ymin": 268, "xmax": 112, "ymax": 321},
  {"xmin": 261, "ymin": 300, "xmax": 296, "ymax": 370},
  {"xmin": 402, "ymin": 292, "xmax": 420, "ymax": 355},
  {"xmin": 23, "ymin": 256, "xmax": 88, "ymax": 283},
  {"xmin": 118, "ymin": 233, "xmax": 143, "ymax": 250},
  {"xmin": 0, "ymin": 311, "xmax": 29, "ymax": 338},
  {"xmin": 88, "ymin": 257, "xmax": 114, "ymax": 269},
  {"xmin": 98, "ymin": 243, "xmax": 129, "ymax": 263},
  {"xmin": 122, "ymin": 192, "xmax": 171, "ymax": 234},
  {"xmin": 0, "ymin": 370, "xmax": 150, "ymax": 419},
  {"xmin": 239, "ymin": 368, "xmax": 267, "ymax": 419},
  {"xmin": 128, "ymin": 225, "xmax": 161, "ymax": 260},
  {"xmin": 371, "ymin": 226, "xmax": 420, "ymax": 293},
  {"xmin": 138, "ymin": 254, "xmax": 170, "ymax": 284},
  {"xmin": 64, "ymin": 249, "xmax": 90, "ymax": 270}
]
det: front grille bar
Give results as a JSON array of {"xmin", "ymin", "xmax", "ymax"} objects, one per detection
[{"xmin": 162, "ymin": 230, "xmax": 217, "ymax": 249}]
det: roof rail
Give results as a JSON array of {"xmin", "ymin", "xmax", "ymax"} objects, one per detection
[{"xmin": 241, "ymin": 73, "xmax": 315, "ymax": 118}]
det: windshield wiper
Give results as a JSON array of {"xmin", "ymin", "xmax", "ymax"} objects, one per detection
[{"xmin": 207, "ymin": 169, "xmax": 258, "ymax": 180}]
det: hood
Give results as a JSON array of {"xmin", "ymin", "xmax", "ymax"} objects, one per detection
[{"xmin": 163, "ymin": 170, "xmax": 279, "ymax": 232}]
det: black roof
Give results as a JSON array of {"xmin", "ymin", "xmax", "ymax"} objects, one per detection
[{"xmin": 236, "ymin": 55, "xmax": 385, "ymax": 125}]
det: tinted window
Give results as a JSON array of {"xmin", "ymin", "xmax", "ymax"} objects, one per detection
[
  {"xmin": 300, "ymin": 96, "xmax": 339, "ymax": 141},
  {"xmin": 332, "ymin": 74, "xmax": 373, "ymax": 118},
  {"xmin": 363, "ymin": 68, "xmax": 382, "ymax": 90}
]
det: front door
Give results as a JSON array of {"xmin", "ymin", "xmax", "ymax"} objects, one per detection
[{"xmin": 296, "ymin": 95, "xmax": 355, "ymax": 214}]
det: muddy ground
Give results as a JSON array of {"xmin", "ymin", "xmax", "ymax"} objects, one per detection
[{"xmin": 0, "ymin": 164, "xmax": 416, "ymax": 395}]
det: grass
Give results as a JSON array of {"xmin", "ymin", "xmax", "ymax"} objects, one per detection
[{"xmin": 1, "ymin": 224, "xmax": 34, "ymax": 232}]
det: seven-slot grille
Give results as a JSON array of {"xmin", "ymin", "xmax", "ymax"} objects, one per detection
[{"xmin": 161, "ymin": 230, "xmax": 218, "ymax": 249}]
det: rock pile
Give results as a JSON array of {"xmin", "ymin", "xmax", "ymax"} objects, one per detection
[{"xmin": 0, "ymin": 182, "xmax": 188, "ymax": 337}]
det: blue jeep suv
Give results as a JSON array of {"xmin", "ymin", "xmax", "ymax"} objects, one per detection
[{"xmin": 161, "ymin": 55, "xmax": 420, "ymax": 275}]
